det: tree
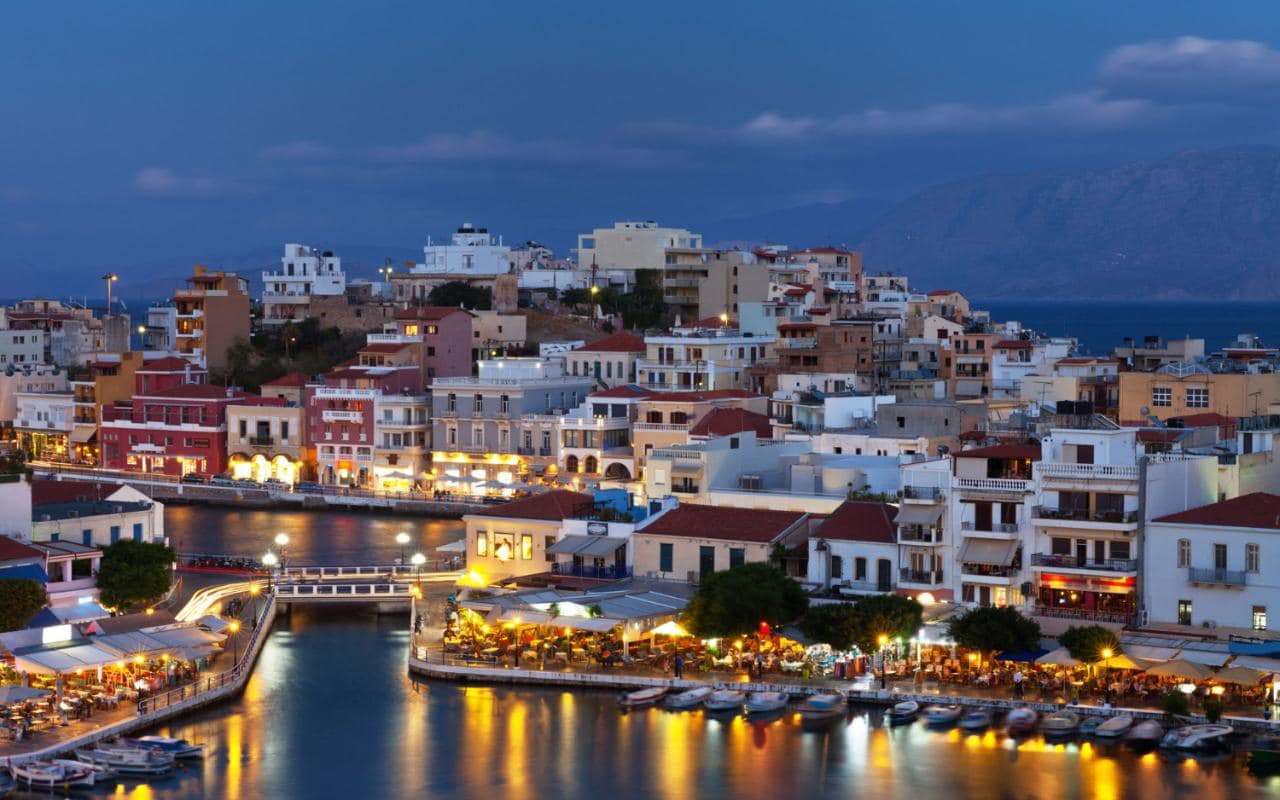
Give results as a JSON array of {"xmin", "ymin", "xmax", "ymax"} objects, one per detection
[
  {"xmin": 427, "ymin": 281, "xmax": 492, "ymax": 310},
  {"xmin": 96, "ymin": 540, "xmax": 176, "ymax": 611},
  {"xmin": 1058, "ymin": 625, "xmax": 1122, "ymax": 662},
  {"xmin": 947, "ymin": 606, "xmax": 1042, "ymax": 656},
  {"xmin": 1161, "ymin": 689, "xmax": 1189, "ymax": 719},
  {"xmin": 798, "ymin": 602, "xmax": 861, "ymax": 651},
  {"xmin": 683, "ymin": 563, "xmax": 808, "ymax": 638},
  {"xmin": 843, "ymin": 594, "xmax": 924, "ymax": 652},
  {"xmin": 0, "ymin": 580, "xmax": 47, "ymax": 632}
]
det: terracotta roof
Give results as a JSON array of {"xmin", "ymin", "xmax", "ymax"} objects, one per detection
[
  {"xmin": 639, "ymin": 504, "xmax": 806, "ymax": 543},
  {"xmin": 928, "ymin": 289, "xmax": 962, "ymax": 296},
  {"xmin": 955, "ymin": 444, "xmax": 1041, "ymax": 460},
  {"xmin": 689, "ymin": 407, "xmax": 773, "ymax": 439},
  {"xmin": 263, "ymin": 372, "xmax": 311, "ymax": 388},
  {"xmin": 815, "ymin": 501, "xmax": 899, "ymax": 543},
  {"xmin": 783, "ymin": 287, "xmax": 809, "ymax": 297},
  {"xmin": 589, "ymin": 385, "xmax": 761, "ymax": 403},
  {"xmin": 32, "ymin": 479, "xmax": 128, "ymax": 506},
  {"xmin": 778, "ymin": 322, "xmax": 818, "ymax": 331},
  {"xmin": 1170, "ymin": 413, "xmax": 1236, "ymax": 429},
  {"xmin": 141, "ymin": 384, "xmax": 242, "ymax": 400},
  {"xmin": 576, "ymin": 333, "xmax": 646, "ymax": 353},
  {"xmin": 1135, "ymin": 429, "xmax": 1185, "ymax": 443},
  {"xmin": 0, "ymin": 535, "xmax": 45, "ymax": 563},
  {"xmin": 394, "ymin": 306, "xmax": 474, "ymax": 321},
  {"xmin": 995, "ymin": 340, "xmax": 1034, "ymax": 349},
  {"xmin": 808, "ymin": 306, "xmax": 831, "ymax": 313},
  {"xmin": 1056, "ymin": 357, "xmax": 1116, "ymax": 365},
  {"xmin": 471, "ymin": 490, "xmax": 593, "ymax": 521},
  {"xmin": 676, "ymin": 316, "xmax": 732, "ymax": 330},
  {"xmin": 1153, "ymin": 493, "xmax": 1280, "ymax": 530},
  {"xmin": 140, "ymin": 356, "xmax": 196, "ymax": 372}
]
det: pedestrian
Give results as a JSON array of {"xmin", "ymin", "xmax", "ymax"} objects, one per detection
[
  {"xmin": 674, "ymin": 653, "xmax": 684, "ymax": 679},
  {"xmin": 1013, "ymin": 669, "xmax": 1024, "ymax": 698}
]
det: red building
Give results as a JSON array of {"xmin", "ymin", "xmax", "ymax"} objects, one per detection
[{"xmin": 306, "ymin": 365, "xmax": 420, "ymax": 487}]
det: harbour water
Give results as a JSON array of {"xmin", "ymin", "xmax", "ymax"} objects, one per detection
[{"xmin": 67, "ymin": 510, "xmax": 1280, "ymax": 798}]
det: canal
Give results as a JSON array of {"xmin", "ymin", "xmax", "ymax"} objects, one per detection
[{"xmin": 96, "ymin": 509, "xmax": 1280, "ymax": 797}]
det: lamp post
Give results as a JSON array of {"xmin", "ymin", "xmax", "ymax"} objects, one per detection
[
  {"xmin": 101, "ymin": 273, "xmax": 119, "ymax": 315},
  {"xmin": 589, "ymin": 284, "xmax": 599, "ymax": 327},
  {"xmin": 412, "ymin": 552, "xmax": 426, "ymax": 590},
  {"xmin": 249, "ymin": 585, "xmax": 261, "ymax": 620},
  {"xmin": 228, "ymin": 621, "xmax": 241, "ymax": 663},
  {"xmin": 1101, "ymin": 647, "xmax": 1112, "ymax": 684},
  {"xmin": 274, "ymin": 533, "xmax": 290, "ymax": 572},
  {"xmin": 396, "ymin": 532, "xmax": 410, "ymax": 566},
  {"xmin": 262, "ymin": 552, "xmax": 278, "ymax": 591},
  {"xmin": 878, "ymin": 634, "xmax": 889, "ymax": 689}
]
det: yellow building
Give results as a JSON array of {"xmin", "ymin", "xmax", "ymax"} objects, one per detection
[
  {"xmin": 631, "ymin": 503, "xmax": 808, "ymax": 582},
  {"xmin": 463, "ymin": 489, "xmax": 594, "ymax": 579},
  {"xmin": 1118, "ymin": 368, "xmax": 1280, "ymax": 422}
]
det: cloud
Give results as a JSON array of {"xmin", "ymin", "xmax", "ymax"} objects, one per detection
[
  {"xmin": 1100, "ymin": 36, "xmax": 1280, "ymax": 101},
  {"xmin": 370, "ymin": 131, "xmax": 515, "ymax": 162},
  {"xmin": 133, "ymin": 168, "xmax": 241, "ymax": 198},
  {"xmin": 258, "ymin": 140, "xmax": 336, "ymax": 162},
  {"xmin": 363, "ymin": 130, "xmax": 664, "ymax": 169}
]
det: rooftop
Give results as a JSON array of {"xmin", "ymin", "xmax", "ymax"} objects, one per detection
[
  {"xmin": 394, "ymin": 306, "xmax": 474, "ymax": 321},
  {"xmin": 689, "ymin": 407, "xmax": 773, "ymax": 439},
  {"xmin": 0, "ymin": 536, "xmax": 45, "ymax": 563},
  {"xmin": 954, "ymin": 444, "xmax": 1042, "ymax": 460},
  {"xmin": 32, "ymin": 479, "xmax": 128, "ymax": 506},
  {"xmin": 1153, "ymin": 492, "xmax": 1280, "ymax": 530},
  {"xmin": 638, "ymin": 504, "xmax": 806, "ymax": 543},
  {"xmin": 262, "ymin": 372, "xmax": 311, "ymax": 388},
  {"xmin": 815, "ymin": 501, "xmax": 898, "ymax": 543},
  {"xmin": 470, "ymin": 490, "xmax": 594, "ymax": 522},
  {"xmin": 575, "ymin": 333, "xmax": 647, "ymax": 353}
]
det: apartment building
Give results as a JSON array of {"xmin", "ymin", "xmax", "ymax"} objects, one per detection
[
  {"xmin": 261, "ymin": 243, "xmax": 348, "ymax": 325},
  {"xmin": 950, "ymin": 332, "xmax": 999, "ymax": 399},
  {"xmin": 565, "ymin": 333, "xmax": 646, "ymax": 390},
  {"xmin": 373, "ymin": 392, "xmax": 430, "ymax": 492},
  {"xmin": 391, "ymin": 223, "xmax": 517, "ymax": 310},
  {"xmin": 0, "ymin": 330, "xmax": 45, "ymax": 366},
  {"xmin": 747, "ymin": 319, "xmax": 875, "ymax": 397},
  {"xmin": 661, "ymin": 248, "xmax": 769, "ymax": 320},
  {"xmin": 0, "ymin": 365, "xmax": 65, "ymax": 430},
  {"xmin": 638, "ymin": 321, "xmax": 775, "ymax": 392},
  {"xmin": 471, "ymin": 310, "xmax": 527, "ymax": 361},
  {"xmin": 226, "ymin": 399, "xmax": 309, "ymax": 485},
  {"xmin": 1118, "ymin": 366, "xmax": 1280, "ymax": 423},
  {"xmin": 168, "ymin": 266, "xmax": 252, "ymax": 372},
  {"xmin": 307, "ymin": 366, "xmax": 419, "ymax": 488},
  {"xmin": 31, "ymin": 481, "xmax": 165, "ymax": 547},
  {"xmin": 463, "ymin": 490, "xmax": 595, "ymax": 580},
  {"xmin": 1112, "ymin": 336, "xmax": 1205, "ymax": 370},
  {"xmin": 807, "ymin": 500, "xmax": 899, "ymax": 596},
  {"xmin": 14, "ymin": 390, "xmax": 75, "ymax": 463},
  {"xmin": 575, "ymin": 221, "xmax": 702, "ymax": 274},
  {"xmin": 384, "ymin": 306, "xmax": 475, "ymax": 386},
  {"xmin": 69, "ymin": 352, "xmax": 147, "ymax": 466},
  {"xmin": 1019, "ymin": 357, "xmax": 1120, "ymax": 417}
]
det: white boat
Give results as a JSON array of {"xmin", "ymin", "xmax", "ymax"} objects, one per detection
[
  {"xmin": 1041, "ymin": 711, "xmax": 1082, "ymax": 736},
  {"xmin": 745, "ymin": 691, "xmax": 789, "ymax": 717},
  {"xmin": 1160, "ymin": 723, "xmax": 1235, "ymax": 751},
  {"xmin": 665, "ymin": 687, "xmax": 713, "ymax": 709},
  {"xmin": 1125, "ymin": 720, "xmax": 1165, "ymax": 750},
  {"xmin": 887, "ymin": 700, "xmax": 919, "ymax": 725},
  {"xmin": 1005, "ymin": 707, "xmax": 1039, "ymax": 735},
  {"xmin": 126, "ymin": 735, "xmax": 206, "ymax": 759},
  {"xmin": 1094, "ymin": 715, "xmax": 1134, "ymax": 739},
  {"xmin": 52, "ymin": 758, "xmax": 115, "ymax": 783},
  {"xmin": 922, "ymin": 704, "xmax": 963, "ymax": 726},
  {"xmin": 800, "ymin": 693, "xmax": 846, "ymax": 728},
  {"xmin": 703, "ymin": 690, "xmax": 747, "ymax": 713},
  {"xmin": 619, "ymin": 687, "xmax": 668, "ymax": 709},
  {"xmin": 959, "ymin": 709, "xmax": 993, "ymax": 731},
  {"xmin": 8, "ymin": 760, "xmax": 97, "ymax": 790},
  {"xmin": 77, "ymin": 745, "xmax": 175, "ymax": 775}
]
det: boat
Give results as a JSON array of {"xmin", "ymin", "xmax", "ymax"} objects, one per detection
[
  {"xmin": 76, "ymin": 745, "xmax": 175, "ymax": 775},
  {"xmin": 886, "ymin": 700, "xmax": 919, "ymax": 725},
  {"xmin": 1005, "ymin": 707, "xmax": 1039, "ymax": 736},
  {"xmin": 799, "ymin": 693, "xmax": 846, "ymax": 728},
  {"xmin": 619, "ymin": 687, "xmax": 668, "ymax": 709},
  {"xmin": 125, "ymin": 734, "xmax": 206, "ymax": 759},
  {"xmin": 1159, "ymin": 723, "xmax": 1234, "ymax": 752},
  {"xmin": 1094, "ymin": 715, "xmax": 1134, "ymax": 739},
  {"xmin": 1041, "ymin": 711, "xmax": 1082, "ymax": 737},
  {"xmin": 1125, "ymin": 720, "xmax": 1165, "ymax": 751},
  {"xmin": 52, "ymin": 758, "xmax": 115, "ymax": 783},
  {"xmin": 922, "ymin": 704, "xmax": 963, "ymax": 727},
  {"xmin": 959, "ymin": 709, "xmax": 993, "ymax": 732},
  {"xmin": 8, "ymin": 760, "xmax": 97, "ymax": 790},
  {"xmin": 665, "ymin": 687, "xmax": 713, "ymax": 710},
  {"xmin": 703, "ymin": 690, "xmax": 746, "ymax": 714},
  {"xmin": 1079, "ymin": 716, "xmax": 1103, "ymax": 737},
  {"xmin": 1247, "ymin": 734, "xmax": 1280, "ymax": 774},
  {"xmin": 745, "ymin": 691, "xmax": 789, "ymax": 717}
]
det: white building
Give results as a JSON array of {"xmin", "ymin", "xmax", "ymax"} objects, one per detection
[
  {"xmin": 414, "ymin": 223, "xmax": 511, "ymax": 277},
  {"xmin": 261, "ymin": 243, "xmax": 347, "ymax": 325},
  {"xmin": 806, "ymin": 500, "xmax": 900, "ymax": 595},
  {"xmin": 372, "ymin": 393, "xmax": 430, "ymax": 492},
  {"xmin": 1145, "ymin": 492, "xmax": 1280, "ymax": 632},
  {"xmin": 0, "ymin": 330, "xmax": 45, "ymax": 367},
  {"xmin": 15, "ymin": 390, "xmax": 75, "ymax": 462},
  {"xmin": 32, "ymin": 484, "xmax": 166, "ymax": 547}
]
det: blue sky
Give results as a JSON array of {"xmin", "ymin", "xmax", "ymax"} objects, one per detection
[{"xmin": 7, "ymin": 1, "xmax": 1280, "ymax": 296}]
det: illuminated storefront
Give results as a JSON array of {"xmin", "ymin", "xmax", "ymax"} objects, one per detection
[{"xmin": 228, "ymin": 453, "xmax": 301, "ymax": 485}]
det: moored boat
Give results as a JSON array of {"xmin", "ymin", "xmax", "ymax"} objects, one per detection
[
  {"xmin": 1247, "ymin": 734, "xmax": 1280, "ymax": 774},
  {"xmin": 959, "ymin": 709, "xmax": 993, "ymax": 731},
  {"xmin": 1094, "ymin": 715, "xmax": 1134, "ymax": 739},
  {"xmin": 126, "ymin": 735, "xmax": 206, "ymax": 759},
  {"xmin": 1125, "ymin": 720, "xmax": 1165, "ymax": 751},
  {"xmin": 619, "ymin": 687, "xmax": 668, "ymax": 709},
  {"xmin": 76, "ymin": 746, "xmax": 175, "ymax": 775},
  {"xmin": 8, "ymin": 760, "xmax": 96, "ymax": 790},
  {"xmin": 665, "ymin": 687, "xmax": 713, "ymax": 710},
  {"xmin": 800, "ymin": 693, "xmax": 846, "ymax": 728},
  {"xmin": 922, "ymin": 704, "xmax": 963, "ymax": 727},
  {"xmin": 1079, "ymin": 716, "xmax": 1103, "ymax": 736},
  {"xmin": 1159, "ymin": 723, "xmax": 1234, "ymax": 752},
  {"xmin": 886, "ymin": 700, "xmax": 919, "ymax": 725},
  {"xmin": 1005, "ymin": 707, "xmax": 1039, "ymax": 736},
  {"xmin": 1041, "ymin": 711, "xmax": 1081, "ymax": 737},
  {"xmin": 745, "ymin": 691, "xmax": 789, "ymax": 717},
  {"xmin": 703, "ymin": 690, "xmax": 746, "ymax": 714},
  {"xmin": 52, "ymin": 758, "xmax": 115, "ymax": 783}
]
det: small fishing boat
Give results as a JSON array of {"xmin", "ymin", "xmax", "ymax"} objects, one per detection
[
  {"xmin": 745, "ymin": 691, "xmax": 789, "ymax": 717},
  {"xmin": 8, "ymin": 760, "xmax": 97, "ymax": 790},
  {"xmin": 126, "ymin": 735, "xmax": 206, "ymax": 759},
  {"xmin": 703, "ymin": 690, "xmax": 747, "ymax": 714},
  {"xmin": 922, "ymin": 704, "xmax": 963, "ymax": 727},
  {"xmin": 1079, "ymin": 716, "xmax": 1103, "ymax": 737},
  {"xmin": 618, "ymin": 687, "xmax": 668, "ymax": 709},
  {"xmin": 1005, "ymin": 707, "xmax": 1039, "ymax": 736},
  {"xmin": 52, "ymin": 758, "xmax": 115, "ymax": 783},
  {"xmin": 1159, "ymin": 723, "xmax": 1234, "ymax": 752},
  {"xmin": 1041, "ymin": 711, "xmax": 1081, "ymax": 737},
  {"xmin": 76, "ymin": 746, "xmax": 175, "ymax": 775},
  {"xmin": 1094, "ymin": 715, "xmax": 1134, "ymax": 739},
  {"xmin": 799, "ymin": 693, "xmax": 846, "ymax": 728},
  {"xmin": 886, "ymin": 700, "xmax": 919, "ymax": 725},
  {"xmin": 959, "ymin": 709, "xmax": 993, "ymax": 732},
  {"xmin": 665, "ymin": 687, "xmax": 713, "ymax": 710},
  {"xmin": 1247, "ymin": 734, "xmax": 1280, "ymax": 774},
  {"xmin": 1125, "ymin": 720, "xmax": 1165, "ymax": 751}
]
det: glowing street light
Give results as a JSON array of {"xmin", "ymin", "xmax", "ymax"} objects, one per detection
[
  {"xmin": 411, "ymin": 552, "xmax": 426, "ymax": 589},
  {"xmin": 396, "ymin": 532, "xmax": 410, "ymax": 565},
  {"xmin": 101, "ymin": 273, "xmax": 119, "ymax": 314},
  {"xmin": 262, "ymin": 551, "xmax": 279, "ymax": 590},
  {"xmin": 228, "ymin": 621, "xmax": 241, "ymax": 663}
]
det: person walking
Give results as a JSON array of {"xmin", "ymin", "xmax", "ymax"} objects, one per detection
[
  {"xmin": 1013, "ymin": 669, "xmax": 1024, "ymax": 699},
  {"xmin": 674, "ymin": 653, "xmax": 684, "ymax": 679}
]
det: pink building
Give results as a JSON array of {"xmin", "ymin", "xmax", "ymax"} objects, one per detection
[{"xmin": 306, "ymin": 365, "xmax": 420, "ymax": 487}]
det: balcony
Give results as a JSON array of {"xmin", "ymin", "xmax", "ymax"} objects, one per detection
[
  {"xmin": 366, "ymin": 332, "xmax": 423, "ymax": 344},
  {"xmin": 1037, "ymin": 462, "xmax": 1139, "ymax": 481},
  {"xmin": 1029, "ymin": 553, "xmax": 1137, "ymax": 573},
  {"xmin": 551, "ymin": 563, "xmax": 632, "ymax": 580},
  {"xmin": 1032, "ymin": 506, "xmax": 1139, "ymax": 528},
  {"xmin": 899, "ymin": 568, "xmax": 945, "ymax": 585},
  {"xmin": 663, "ymin": 277, "xmax": 700, "ymax": 288},
  {"xmin": 1033, "ymin": 606, "xmax": 1134, "ymax": 625},
  {"xmin": 249, "ymin": 436, "xmax": 273, "ymax": 446},
  {"xmin": 671, "ymin": 484, "xmax": 700, "ymax": 495},
  {"xmin": 961, "ymin": 521, "xmax": 1019, "ymax": 534},
  {"xmin": 633, "ymin": 422, "xmax": 690, "ymax": 433},
  {"xmin": 898, "ymin": 526, "xmax": 943, "ymax": 544},
  {"xmin": 960, "ymin": 563, "xmax": 1020, "ymax": 578},
  {"xmin": 900, "ymin": 485, "xmax": 943, "ymax": 502},
  {"xmin": 322, "ymin": 409, "xmax": 364, "ymax": 423},
  {"xmin": 954, "ymin": 477, "xmax": 1033, "ymax": 494},
  {"xmin": 1188, "ymin": 567, "xmax": 1247, "ymax": 587},
  {"xmin": 778, "ymin": 338, "xmax": 818, "ymax": 349}
]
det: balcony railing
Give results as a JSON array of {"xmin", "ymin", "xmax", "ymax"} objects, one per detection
[
  {"xmin": 633, "ymin": 422, "xmax": 690, "ymax": 432},
  {"xmin": 1033, "ymin": 506, "xmax": 1139, "ymax": 524},
  {"xmin": 1033, "ymin": 605, "xmax": 1135, "ymax": 625},
  {"xmin": 960, "ymin": 563, "xmax": 1020, "ymax": 578},
  {"xmin": 1030, "ymin": 553, "xmax": 1137, "ymax": 573},
  {"xmin": 671, "ymin": 485, "xmax": 700, "ymax": 494},
  {"xmin": 249, "ymin": 436, "xmax": 274, "ymax": 446},
  {"xmin": 899, "ymin": 568, "xmax": 945, "ymax": 585},
  {"xmin": 551, "ymin": 563, "xmax": 631, "ymax": 580},
  {"xmin": 960, "ymin": 521, "xmax": 1019, "ymax": 533},
  {"xmin": 900, "ymin": 485, "xmax": 943, "ymax": 501},
  {"xmin": 1037, "ymin": 462, "xmax": 1139, "ymax": 481},
  {"xmin": 322, "ymin": 410, "xmax": 364, "ymax": 423},
  {"xmin": 954, "ymin": 477, "xmax": 1033, "ymax": 493},
  {"xmin": 898, "ymin": 527, "xmax": 942, "ymax": 544},
  {"xmin": 1188, "ymin": 567, "xmax": 1247, "ymax": 586}
]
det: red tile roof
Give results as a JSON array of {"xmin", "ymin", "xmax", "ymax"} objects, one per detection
[
  {"xmin": 689, "ymin": 407, "xmax": 773, "ymax": 439},
  {"xmin": 141, "ymin": 384, "xmax": 243, "ymax": 400},
  {"xmin": 639, "ymin": 504, "xmax": 806, "ymax": 543},
  {"xmin": 1136, "ymin": 429, "xmax": 1185, "ymax": 444},
  {"xmin": 676, "ymin": 316, "xmax": 732, "ymax": 330},
  {"xmin": 0, "ymin": 535, "xmax": 45, "ymax": 563},
  {"xmin": 263, "ymin": 372, "xmax": 311, "ymax": 388},
  {"xmin": 471, "ymin": 490, "xmax": 593, "ymax": 521},
  {"xmin": 1153, "ymin": 493, "xmax": 1280, "ymax": 530},
  {"xmin": 394, "ymin": 306, "xmax": 474, "ymax": 321},
  {"xmin": 815, "ymin": 501, "xmax": 899, "ymax": 543},
  {"xmin": 955, "ymin": 444, "xmax": 1041, "ymax": 460},
  {"xmin": 783, "ymin": 287, "xmax": 810, "ymax": 297},
  {"xmin": 140, "ymin": 356, "xmax": 196, "ymax": 372},
  {"xmin": 928, "ymin": 289, "xmax": 962, "ymax": 296},
  {"xmin": 995, "ymin": 340, "xmax": 1034, "ymax": 350},
  {"xmin": 576, "ymin": 333, "xmax": 646, "ymax": 353},
  {"xmin": 32, "ymin": 479, "xmax": 128, "ymax": 506},
  {"xmin": 778, "ymin": 322, "xmax": 818, "ymax": 331}
]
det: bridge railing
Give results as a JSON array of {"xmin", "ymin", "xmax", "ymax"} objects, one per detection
[
  {"xmin": 275, "ymin": 582, "xmax": 415, "ymax": 599},
  {"xmin": 280, "ymin": 560, "xmax": 458, "ymax": 579}
]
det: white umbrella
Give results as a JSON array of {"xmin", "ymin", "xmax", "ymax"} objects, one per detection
[
  {"xmin": 382, "ymin": 471, "xmax": 413, "ymax": 481},
  {"xmin": 1037, "ymin": 647, "xmax": 1082, "ymax": 667}
]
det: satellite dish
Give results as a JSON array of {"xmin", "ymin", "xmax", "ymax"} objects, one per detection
[{"xmin": 1139, "ymin": 406, "xmax": 1150, "ymax": 417}]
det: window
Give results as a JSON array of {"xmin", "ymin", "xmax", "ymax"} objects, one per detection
[
  {"xmin": 854, "ymin": 557, "xmax": 867, "ymax": 581},
  {"xmin": 500, "ymin": 395, "xmax": 509, "ymax": 414},
  {"xmin": 82, "ymin": 529, "xmax": 92, "ymax": 546},
  {"xmin": 110, "ymin": 525, "xmax": 121, "ymax": 544},
  {"xmin": 474, "ymin": 394, "xmax": 483, "ymax": 413},
  {"xmin": 1254, "ymin": 606, "xmax": 1268, "ymax": 631},
  {"xmin": 1177, "ymin": 538, "xmax": 1190, "ymax": 568},
  {"xmin": 659, "ymin": 542, "xmax": 674, "ymax": 573},
  {"xmin": 729, "ymin": 548, "xmax": 745, "ymax": 569},
  {"xmin": 1178, "ymin": 599, "xmax": 1193, "ymax": 626},
  {"xmin": 830, "ymin": 555, "xmax": 843, "ymax": 580},
  {"xmin": 1186, "ymin": 387, "xmax": 1209, "ymax": 408},
  {"xmin": 133, "ymin": 523, "xmax": 143, "ymax": 541},
  {"xmin": 1109, "ymin": 540, "xmax": 1130, "ymax": 560},
  {"xmin": 1051, "ymin": 537, "xmax": 1072, "ymax": 556},
  {"xmin": 49, "ymin": 532, "xmax": 59, "ymax": 542},
  {"xmin": 447, "ymin": 394, "xmax": 456, "ymax": 412},
  {"xmin": 698, "ymin": 546, "xmax": 715, "ymax": 578},
  {"xmin": 472, "ymin": 426, "xmax": 484, "ymax": 447},
  {"xmin": 476, "ymin": 531, "xmax": 488, "ymax": 557},
  {"xmin": 1152, "ymin": 387, "xmax": 1172, "ymax": 407},
  {"xmin": 1247, "ymin": 543, "xmax": 1260, "ymax": 572},
  {"xmin": 545, "ymin": 536, "xmax": 556, "ymax": 562},
  {"xmin": 1214, "ymin": 543, "xmax": 1228, "ymax": 570},
  {"xmin": 520, "ymin": 534, "xmax": 533, "ymax": 560}
]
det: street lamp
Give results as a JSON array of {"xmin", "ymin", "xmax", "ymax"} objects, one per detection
[
  {"xmin": 1101, "ymin": 647, "xmax": 1113, "ymax": 683},
  {"xmin": 262, "ymin": 551, "xmax": 278, "ymax": 590},
  {"xmin": 274, "ymin": 533, "xmax": 290, "ymax": 571},
  {"xmin": 877, "ymin": 634, "xmax": 889, "ymax": 689},
  {"xmin": 412, "ymin": 552, "xmax": 426, "ymax": 590},
  {"xmin": 101, "ymin": 273, "xmax": 119, "ymax": 315},
  {"xmin": 249, "ymin": 584, "xmax": 261, "ymax": 619},
  {"xmin": 228, "ymin": 621, "xmax": 241, "ymax": 663},
  {"xmin": 396, "ymin": 532, "xmax": 410, "ymax": 566}
]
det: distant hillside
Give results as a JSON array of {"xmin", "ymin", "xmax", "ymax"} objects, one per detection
[{"xmin": 855, "ymin": 148, "xmax": 1280, "ymax": 300}]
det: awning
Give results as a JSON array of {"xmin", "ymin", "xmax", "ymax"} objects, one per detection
[
  {"xmin": 51, "ymin": 602, "xmax": 111, "ymax": 624},
  {"xmin": 195, "ymin": 615, "xmax": 232, "ymax": 634},
  {"xmin": 896, "ymin": 506, "xmax": 944, "ymax": 526},
  {"xmin": 557, "ymin": 616, "xmax": 622, "ymax": 633},
  {"xmin": 1175, "ymin": 648, "xmax": 1231, "ymax": 667},
  {"xmin": 960, "ymin": 538, "xmax": 1019, "ymax": 567},
  {"xmin": 436, "ymin": 539, "xmax": 467, "ymax": 554},
  {"xmin": 1229, "ymin": 640, "xmax": 1280, "ymax": 657},
  {"xmin": 178, "ymin": 645, "xmax": 219, "ymax": 661},
  {"xmin": 545, "ymin": 535, "xmax": 625, "ymax": 558},
  {"xmin": 70, "ymin": 427, "xmax": 97, "ymax": 445},
  {"xmin": 1125, "ymin": 644, "xmax": 1180, "ymax": 662},
  {"xmin": 1227, "ymin": 655, "xmax": 1280, "ymax": 673},
  {"xmin": 14, "ymin": 643, "xmax": 122, "ymax": 674}
]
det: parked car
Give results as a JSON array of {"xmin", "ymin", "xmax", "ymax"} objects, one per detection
[
  {"xmin": 180, "ymin": 473, "xmax": 207, "ymax": 484},
  {"xmin": 209, "ymin": 475, "xmax": 236, "ymax": 486},
  {"xmin": 262, "ymin": 478, "xmax": 286, "ymax": 489},
  {"xmin": 294, "ymin": 481, "xmax": 321, "ymax": 493}
]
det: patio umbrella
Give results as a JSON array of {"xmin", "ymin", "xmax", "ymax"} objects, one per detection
[
  {"xmin": 0, "ymin": 685, "xmax": 50, "ymax": 704},
  {"xmin": 382, "ymin": 471, "xmax": 413, "ymax": 481},
  {"xmin": 1214, "ymin": 665, "xmax": 1267, "ymax": 686},
  {"xmin": 1142, "ymin": 658, "xmax": 1212, "ymax": 681},
  {"xmin": 1037, "ymin": 648, "xmax": 1082, "ymax": 667},
  {"xmin": 1096, "ymin": 653, "xmax": 1145, "ymax": 670}
]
